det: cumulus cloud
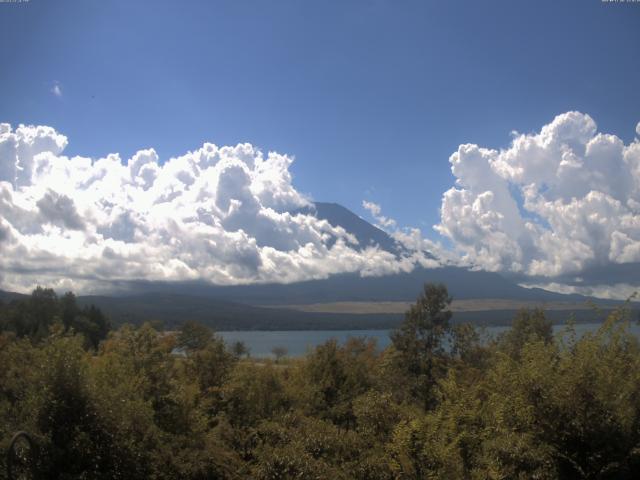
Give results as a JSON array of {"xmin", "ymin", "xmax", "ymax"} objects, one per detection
[
  {"xmin": 36, "ymin": 190, "xmax": 85, "ymax": 230},
  {"xmin": 0, "ymin": 123, "xmax": 428, "ymax": 293},
  {"xmin": 4, "ymin": 113, "xmax": 637, "ymax": 299},
  {"xmin": 436, "ymin": 111, "xmax": 640, "ymax": 282},
  {"xmin": 361, "ymin": 200, "xmax": 446, "ymax": 269}
]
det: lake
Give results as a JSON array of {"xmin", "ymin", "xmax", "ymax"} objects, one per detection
[{"xmin": 219, "ymin": 322, "xmax": 640, "ymax": 358}]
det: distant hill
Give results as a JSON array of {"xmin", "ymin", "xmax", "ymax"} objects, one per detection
[
  {"xmin": 0, "ymin": 289, "xmax": 26, "ymax": 303},
  {"xmin": 126, "ymin": 266, "xmax": 589, "ymax": 305},
  {"xmin": 0, "ymin": 287, "xmax": 627, "ymax": 331},
  {"xmin": 73, "ymin": 292, "xmax": 622, "ymax": 331},
  {"xmin": 0, "ymin": 288, "xmax": 401, "ymax": 330},
  {"xmin": 75, "ymin": 293, "xmax": 403, "ymax": 330},
  {"xmin": 82, "ymin": 292, "xmax": 638, "ymax": 330}
]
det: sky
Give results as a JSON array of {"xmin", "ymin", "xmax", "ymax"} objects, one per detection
[{"xmin": 1, "ymin": 0, "xmax": 640, "ymax": 296}]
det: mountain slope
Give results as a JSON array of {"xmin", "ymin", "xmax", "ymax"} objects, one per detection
[
  {"xmin": 75, "ymin": 291, "xmax": 621, "ymax": 330},
  {"xmin": 297, "ymin": 202, "xmax": 407, "ymax": 256},
  {"xmin": 123, "ymin": 265, "xmax": 590, "ymax": 306},
  {"xmin": 1, "ymin": 203, "xmax": 621, "ymax": 331},
  {"xmin": 0, "ymin": 290, "xmax": 27, "ymax": 302},
  {"xmin": 76, "ymin": 293, "xmax": 404, "ymax": 330},
  {"xmin": 117, "ymin": 202, "xmax": 594, "ymax": 305}
]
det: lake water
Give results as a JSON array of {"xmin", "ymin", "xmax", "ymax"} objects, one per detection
[{"xmin": 219, "ymin": 322, "xmax": 640, "ymax": 358}]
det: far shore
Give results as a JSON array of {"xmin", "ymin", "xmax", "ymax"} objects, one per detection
[{"xmin": 261, "ymin": 298, "xmax": 617, "ymax": 315}]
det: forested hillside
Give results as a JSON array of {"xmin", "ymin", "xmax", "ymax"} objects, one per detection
[{"xmin": 1, "ymin": 285, "xmax": 640, "ymax": 479}]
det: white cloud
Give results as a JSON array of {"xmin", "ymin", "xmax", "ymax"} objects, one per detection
[
  {"xmin": 436, "ymin": 111, "xmax": 640, "ymax": 278},
  {"xmin": 362, "ymin": 200, "xmax": 396, "ymax": 229},
  {"xmin": 0, "ymin": 123, "xmax": 431, "ymax": 293},
  {"xmin": 361, "ymin": 200, "xmax": 444, "ymax": 269},
  {"xmin": 51, "ymin": 82, "xmax": 62, "ymax": 97},
  {"xmin": 4, "ymin": 113, "xmax": 637, "ymax": 298},
  {"xmin": 520, "ymin": 282, "xmax": 639, "ymax": 302}
]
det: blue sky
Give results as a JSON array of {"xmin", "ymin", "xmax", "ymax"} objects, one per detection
[{"xmin": 1, "ymin": 0, "xmax": 639, "ymax": 235}]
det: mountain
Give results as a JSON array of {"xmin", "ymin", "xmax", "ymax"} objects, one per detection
[
  {"xmin": 75, "ymin": 291, "xmax": 623, "ymax": 330},
  {"xmin": 75, "ymin": 293, "xmax": 404, "ymax": 330},
  {"xmin": 0, "ymin": 289, "xmax": 26, "ymax": 303},
  {"xmin": 1, "ymin": 203, "xmax": 624, "ymax": 330},
  {"xmin": 121, "ymin": 202, "xmax": 587, "ymax": 305},
  {"xmin": 296, "ymin": 202, "xmax": 408, "ymax": 256},
  {"xmin": 1, "ymin": 202, "xmax": 578, "ymax": 307},
  {"xmin": 130, "ymin": 266, "xmax": 585, "ymax": 305}
]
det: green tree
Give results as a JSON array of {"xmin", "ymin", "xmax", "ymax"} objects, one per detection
[
  {"xmin": 1, "ymin": 289, "xmax": 110, "ymax": 348},
  {"xmin": 252, "ymin": 414, "xmax": 371, "ymax": 480},
  {"xmin": 177, "ymin": 320, "xmax": 213, "ymax": 352},
  {"xmin": 34, "ymin": 333, "xmax": 121, "ymax": 479},
  {"xmin": 78, "ymin": 304, "xmax": 111, "ymax": 349},
  {"xmin": 4, "ymin": 287, "xmax": 59, "ymax": 340},
  {"xmin": 188, "ymin": 334, "xmax": 236, "ymax": 398},
  {"xmin": 296, "ymin": 337, "xmax": 378, "ymax": 428},
  {"xmin": 223, "ymin": 363, "xmax": 288, "ymax": 427},
  {"xmin": 231, "ymin": 340, "xmax": 250, "ymax": 358},
  {"xmin": 483, "ymin": 312, "xmax": 640, "ymax": 478},
  {"xmin": 497, "ymin": 307, "xmax": 553, "ymax": 359},
  {"xmin": 390, "ymin": 283, "xmax": 452, "ymax": 410}
]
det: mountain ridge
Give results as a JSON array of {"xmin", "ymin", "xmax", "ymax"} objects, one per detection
[{"xmin": 1, "ymin": 203, "xmax": 627, "ymax": 330}]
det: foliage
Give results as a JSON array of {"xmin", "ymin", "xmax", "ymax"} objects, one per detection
[
  {"xmin": 390, "ymin": 283, "xmax": 452, "ymax": 410},
  {"xmin": 0, "ymin": 288, "xmax": 110, "ymax": 348},
  {"xmin": 496, "ymin": 307, "xmax": 553, "ymax": 358},
  {"xmin": 2, "ymin": 283, "xmax": 640, "ymax": 479}
]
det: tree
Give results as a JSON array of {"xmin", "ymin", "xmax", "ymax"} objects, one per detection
[
  {"xmin": 0, "ymin": 289, "xmax": 110, "ymax": 348},
  {"xmin": 450, "ymin": 322, "xmax": 490, "ymax": 372},
  {"xmin": 390, "ymin": 283, "xmax": 452, "ymax": 410},
  {"xmin": 4, "ymin": 287, "xmax": 59, "ymax": 339},
  {"xmin": 222, "ymin": 363, "xmax": 288, "ymax": 426},
  {"xmin": 231, "ymin": 340, "xmax": 250, "ymax": 358},
  {"xmin": 34, "ymin": 334, "xmax": 121, "ymax": 479},
  {"xmin": 295, "ymin": 338, "xmax": 378, "ymax": 428},
  {"xmin": 477, "ymin": 310, "xmax": 640, "ymax": 478},
  {"xmin": 272, "ymin": 346, "xmax": 288, "ymax": 362},
  {"xmin": 177, "ymin": 320, "xmax": 213, "ymax": 352},
  {"xmin": 60, "ymin": 291, "xmax": 79, "ymax": 330},
  {"xmin": 497, "ymin": 307, "xmax": 553, "ymax": 359},
  {"xmin": 78, "ymin": 304, "xmax": 111, "ymax": 349}
]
